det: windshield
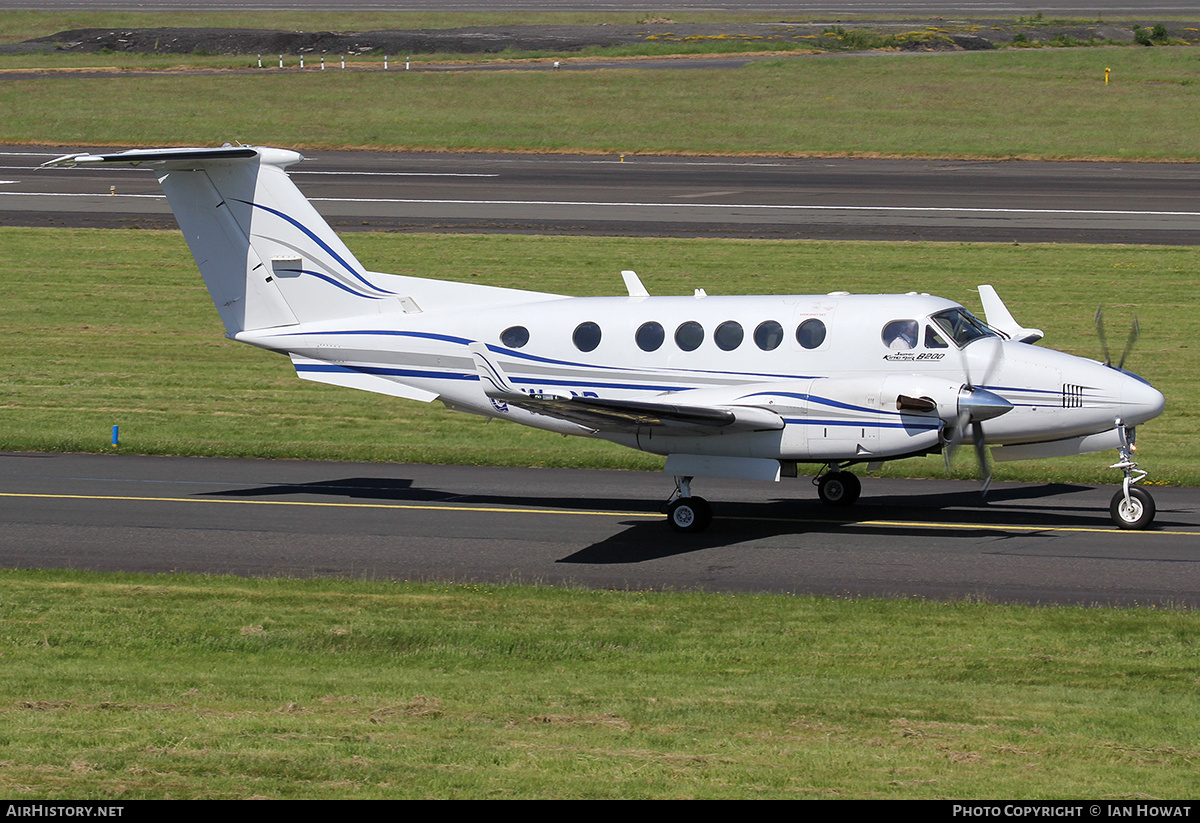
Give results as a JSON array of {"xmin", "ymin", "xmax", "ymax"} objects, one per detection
[{"xmin": 930, "ymin": 308, "xmax": 997, "ymax": 348}]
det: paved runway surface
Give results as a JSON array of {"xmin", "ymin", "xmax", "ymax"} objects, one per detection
[
  {"xmin": 5, "ymin": 147, "xmax": 1200, "ymax": 243},
  {"xmin": 2, "ymin": 452, "xmax": 1197, "ymax": 606}
]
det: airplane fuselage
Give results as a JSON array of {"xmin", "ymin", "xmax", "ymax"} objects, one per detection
[{"xmin": 238, "ymin": 291, "xmax": 1164, "ymax": 467}]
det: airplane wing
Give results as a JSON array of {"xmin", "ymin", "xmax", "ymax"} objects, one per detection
[{"xmin": 469, "ymin": 343, "xmax": 784, "ymax": 435}]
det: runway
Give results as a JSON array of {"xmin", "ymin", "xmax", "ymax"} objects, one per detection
[
  {"xmin": 2, "ymin": 452, "xmax": 1197, "ymax": 606},
  {"xmin": 5, "ymin": 147, "xmax": 1200, "ymax": 243}
]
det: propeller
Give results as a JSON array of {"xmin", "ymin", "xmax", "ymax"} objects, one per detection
[
  {"xmin": 943, "ymin": 335, "xmax": 1010, "ymax": 496},
  {"xmin": 1095, "ymin": 304, "xmax": 1140, "ymax": 371}
]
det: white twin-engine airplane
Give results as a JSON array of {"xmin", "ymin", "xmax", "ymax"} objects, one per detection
[{"xmin": 46, "ymin": 145, "xmax": 1166, "ymax": 532}]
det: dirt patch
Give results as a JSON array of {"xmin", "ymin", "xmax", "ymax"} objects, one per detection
[
  {"xmin": 6, "ymin": 19, "xmax": 1198, "ymax": 57},
  {"xmin": 7, "ymin": 20, "xmax": 1190, "ymax": 58}
]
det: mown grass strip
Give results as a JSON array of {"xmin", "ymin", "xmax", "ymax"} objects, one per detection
[
  {"xmin": 2, "ymin": 47, "xmax": 1199, "ymax": 160},
  {"xmin": 0, "ymin": 227, "xmax": 1194, "ymax": 485},
  {"xmin": 1, "ymin": 569, "xmax": 1197, "ymax": 799}
]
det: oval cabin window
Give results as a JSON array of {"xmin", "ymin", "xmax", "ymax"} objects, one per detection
[
  {"xmin": 573, "ymin": 321, "xmax": 602, "ymax": 352},
  {"xmin": 675, "ymin": 321, "xmax": 704, "ymax": 352},
  {"xmin": 796, "ymin": 318, "xmax": 827, "ymax": 350},
  {"xmin": 636, "ymin": 321, "xmax": 665, "ymax": 352},
  {"xmin": 500, "ymin": 326, "xmax": 529, "ymax": 349},
  {"xmin": 714, "ymin": 321, "xmax": 744, "ymax": 352}
]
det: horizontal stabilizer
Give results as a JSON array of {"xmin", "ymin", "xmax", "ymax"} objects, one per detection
[
  {"xmin": 44, "ymin": 145, "xmax": 275, "ymax": 169},
  {"xmin": 291, "ymin": 355, "xmax": 439, "ymax": 403}
]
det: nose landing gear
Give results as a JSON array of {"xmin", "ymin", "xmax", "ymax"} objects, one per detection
[{"xmin": 1110, "ymin": 421, "xmax": 1155, "ymax": 530}]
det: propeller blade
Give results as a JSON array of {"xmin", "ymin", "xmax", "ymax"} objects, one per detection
[
  {"xmin": 945, "ymin": 335, "xmax": 1007, "ymax": 483},
  {"xmin": 1118, "ymin": 316, "xmax": 1140, "ymax": 371},
  {"xmin": 1095, "ymin": 304, "xmax": 1111, "ymax": 367},
  {"xmin": 943, "ymin": 409, "xmax": 970, "ymax": 471},
  {"xmin": 973, "ymin": 421, "xmax": 992, "ymax": 497}
]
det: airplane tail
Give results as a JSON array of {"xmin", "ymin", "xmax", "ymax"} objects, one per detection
[{"xmin": 45, "ymin": 146, "xmax": 404, "ymax": 335}]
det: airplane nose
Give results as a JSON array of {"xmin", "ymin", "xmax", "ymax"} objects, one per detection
[{"xmin": 1118, "ymin": 369, "xmax": 1165, "ymax": 426}]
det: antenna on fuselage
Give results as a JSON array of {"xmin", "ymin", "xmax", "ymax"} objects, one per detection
[{"xmin": 621, "ymin": 270, "xmax": 649, "ymax": 298}]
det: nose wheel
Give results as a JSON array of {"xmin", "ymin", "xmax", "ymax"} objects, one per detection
[
  {"xmin": 1110, "ymin": 486, "xmax": 1155, "ymax": 530},
  {"xmin": 1110, "ymin": 421, "xmax": 1155, "ymax": 530}
]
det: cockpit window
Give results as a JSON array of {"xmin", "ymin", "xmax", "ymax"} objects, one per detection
[
  {"xmin": 930, "ymin": 308, "xmax": 995, "ymax": 347},
  {"xmin": 925, "ymin": 325, "xmax": 949, "ymax": 349}
]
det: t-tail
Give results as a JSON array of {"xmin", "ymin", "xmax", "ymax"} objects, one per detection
[{"xmin": 44, "ymin": 145, "xmax": 554, "ymax": 335}]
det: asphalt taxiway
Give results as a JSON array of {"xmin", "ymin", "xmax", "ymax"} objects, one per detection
[
  {"xmin": 3, "ymin": 452, "xmax": 1197, "ymax": 606},
  {"xmin": 5, "ymin": 147, "xmax": 1200, "ymax": 244}
]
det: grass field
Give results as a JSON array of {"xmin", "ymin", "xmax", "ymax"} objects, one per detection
[
  {"xmin": 2, "ymin": 46, "xmax": 1200, "ymax": 160},
  {"xmin": 2, "ymin": 570, "xmax": 1198, "ymax": 799},
  {"xmin": 1, "ymin": 227, "xmax": 1194, "ymax": 485}
]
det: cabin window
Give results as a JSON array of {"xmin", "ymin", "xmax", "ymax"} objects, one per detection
[
  {"xmin": 754, "ymin": 320, "xmax": 783, "ymax": 351},
  {"xmin": 714, "ymin": 321, "xmax": 744, "ymax": 351},
  {"xmin": 675, "ymin": 321, "xmax": 704, "ymax": 352},
  {"xmin": 636, "ymin": 321, "xmax": 665, "ymax": 352},
  {"xmin": 795, "ymin": 318, "xmax": 826, "ymax": 350},
  {"xmin": 500, "ymin": 325, "xmax": 529, "ymax": 349},
  {"xmin": 573, "ymin": 321, "xmax": 602, "ymax": 352},
  {"xmin": 882, "ymin": 319, "xmax": 918, "ymax": 350}
]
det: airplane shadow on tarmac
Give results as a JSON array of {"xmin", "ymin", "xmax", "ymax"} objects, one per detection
[{"xmin": 200, "ymin": 476, "xmax": 1132, "ymax": 564}]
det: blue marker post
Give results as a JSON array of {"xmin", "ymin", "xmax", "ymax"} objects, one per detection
[{"xmin": 111, "ymin": 425, "xmax": 119, "ymax": 449}]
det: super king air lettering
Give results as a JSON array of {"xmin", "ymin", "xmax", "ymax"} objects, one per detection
[
  {"xmin": 884, "ymin": 352, "xmax": 946, "ymax": 362},
  {"xmin": 43, "ymin": 146, "xmax": 1166, "ymax": 533}
]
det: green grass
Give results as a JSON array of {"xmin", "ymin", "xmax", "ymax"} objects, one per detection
[
  {"xmin": 1, "ymin": 227, "xmax": 1194, "ymax": 486},
  {"xmin": 1, "ymin": 569, "xmax": 1197, "ymax": 799},
  {"xmin": 3, "ymin": 47, "xmax": 1200, "ymax": 160}
]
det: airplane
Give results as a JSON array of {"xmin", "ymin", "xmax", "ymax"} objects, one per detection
[{"xmin": 44, "ymin": 145, "xmax": 1166, "ymax": 532}]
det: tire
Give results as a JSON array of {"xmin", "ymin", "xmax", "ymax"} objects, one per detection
[
  {"xmin": 1110, "ymin": 487, "xmax": 1155, "ymax": 530},
  {"xmin": 667, "ymin": 497, "xmax": 712, "ymax": 533},
  {"xmin": 817, "ymin": 472, "xmax": 861, "ymax": 506}
]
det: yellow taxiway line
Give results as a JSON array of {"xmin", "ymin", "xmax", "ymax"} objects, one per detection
[{"xmin": 1, "ymin": 491, "xmax": 1195, "ymax": 536}]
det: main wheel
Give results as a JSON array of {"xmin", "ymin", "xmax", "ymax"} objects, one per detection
[
  {"xmin": 817, "ymin": 472, "xmax": 861, "ymax": 506},
  {"xmin": 667, "ymin": 496, "xmax": 712, "ymax": 533},
  {"xmin": 1110, "ymin": 487, "xmax": 1155, "ymax": 530}
]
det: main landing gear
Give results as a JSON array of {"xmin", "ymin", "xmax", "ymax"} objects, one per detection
[
  {"xmin": 664, "ymin": 475, "xmax": 713, "ymax": 534},
  {"xmin": 814, "ymin": 466, "xmax": 862, "ymax": 506},
  {"xmin": 1110, "ymin": 421, "xmax": 1155, "ymax": 530},
  {"xmin": 663, "ymin": 467, "xmax": 863, "ymax": 533}
]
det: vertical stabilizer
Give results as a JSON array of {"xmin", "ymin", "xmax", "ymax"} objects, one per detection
[{"xmin": 45, "ymin": 146, "xmax": 376, "ymax": 334}]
